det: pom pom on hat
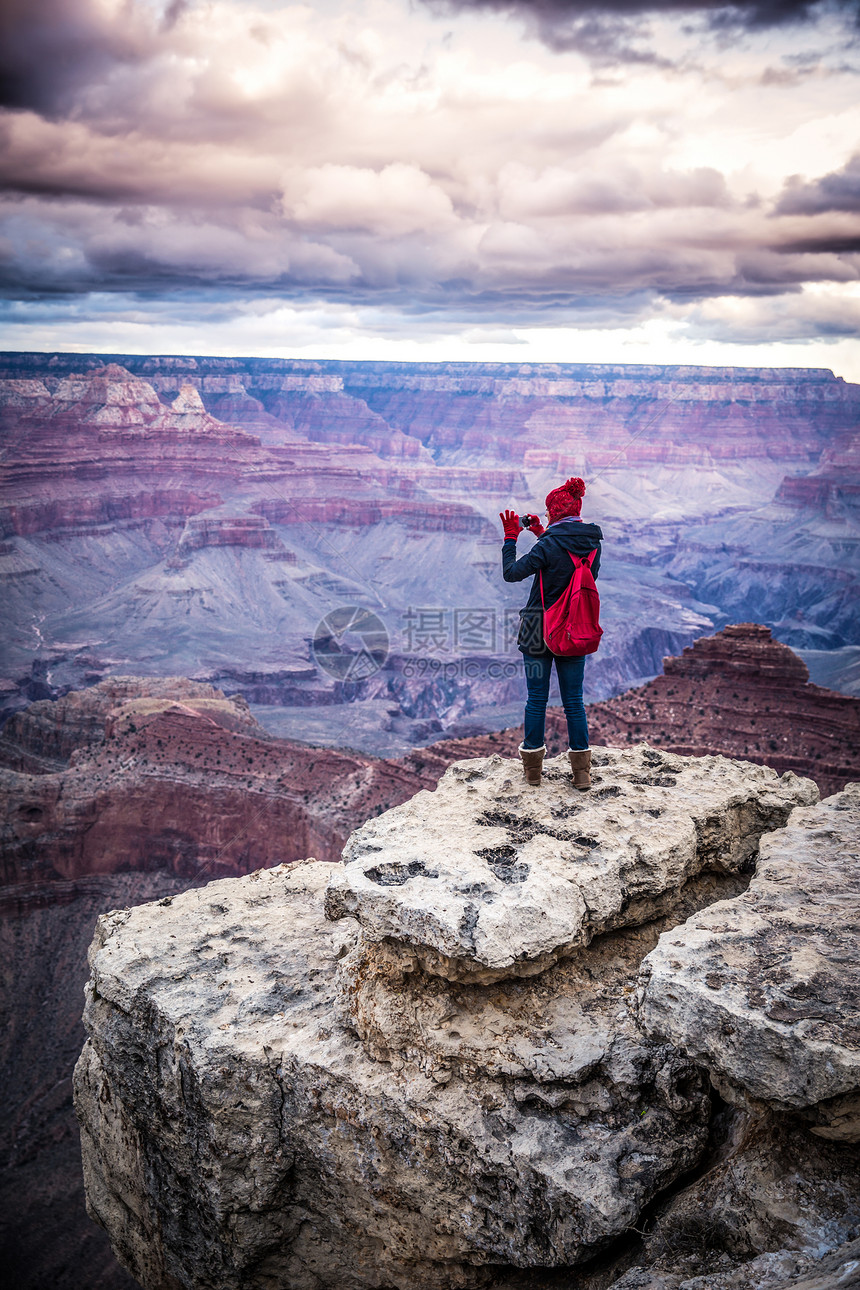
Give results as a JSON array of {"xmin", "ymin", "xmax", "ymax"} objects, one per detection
[{"xmin": 546, "ymin": 476, "xmax": 586, "ymax": 523}]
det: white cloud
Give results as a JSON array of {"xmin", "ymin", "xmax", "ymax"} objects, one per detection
[{"xmin": 287, "ymin": 163, "xmax": 457, "ymax": 235}]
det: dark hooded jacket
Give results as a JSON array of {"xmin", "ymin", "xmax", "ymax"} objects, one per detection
[{"xmin": 502, "ymin": 518, "xmax": 603, "ymax": 655}]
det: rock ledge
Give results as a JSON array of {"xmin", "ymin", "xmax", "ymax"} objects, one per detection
[
  {"xmin": 326, "ymin": 746, "xmax": 817, "ymax": 982},
  {"xmin": 74, "ymin": 749, "xmax": 860, "ymax": 1290},
  {"xmin": 639, "ymin": 781, "xmax": 860, "ymax": 1140}
]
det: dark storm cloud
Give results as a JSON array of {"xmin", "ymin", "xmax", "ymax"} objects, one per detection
[
  {"xmin": 0, "ymin": 0, "xmax": 182, "ymax": 115},
  {"xmin": 423, "ymin": 0, "xmax": 860, "ymax": 61},
  {"xmin": 776, "ymin": 234, "xmax": 860, "ymax": 252},
  {"xmin": 776, "ymin": 155, "xmax": 860, "ymax": 215},
  {"xmin": 1, "ymin": 186, "xmax": 855, "ymax": 311},
  {"xmin": 425, "ymin": 0, "xmax": 857, "ymax": 29}
]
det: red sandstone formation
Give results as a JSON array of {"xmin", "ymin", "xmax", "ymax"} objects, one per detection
[
  {"xmin": 586, "ymin": 624, "xmax": 858, "ymax": 796},
  {"xmin": 2, "ymin": 353, "xmax": 855, "ymax": 1290},
  {"xmin": 3, "ymin": 355, "xmax": 856, "ymax": 546},
  {"xmin": 411, "ymin": 625, "xmax": 858, "ymax": 798},
  {"xmin": 264, "ymin": 388, "xmax": 435, "ymax": 461},
  {"xmin": 0, "ymin": 679, "xmax": 435, "ymax": 915},
  {"xmin": 254, "ymin": 495, "xmax": 492, "ymax": 533},
  {"xmin": 0, "ymin": 676, "xmax": 437, "ymax": 1290},
  {"xmin": 777, "ymin": 425, "xmax": 860, "ymax": 519},
  {"xmin": 0, "ymin": 363, "xmax": 492, "ymax": 543}
]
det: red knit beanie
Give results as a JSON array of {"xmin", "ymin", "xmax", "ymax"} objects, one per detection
[{"xmin": 545, "ymin": 476, "xmax": 585, "ymax": 524}]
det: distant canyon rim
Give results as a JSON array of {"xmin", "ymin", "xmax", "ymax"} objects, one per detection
[{"xmin": 0, "ymin": 352, "xmax": 857, "ymax": 755}]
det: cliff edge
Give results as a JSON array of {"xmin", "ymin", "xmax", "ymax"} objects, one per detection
[{"xmin": 73, "ymin": 748, "xmax": 860, "ymax": 1290}]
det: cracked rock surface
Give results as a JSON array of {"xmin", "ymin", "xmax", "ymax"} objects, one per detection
[
  {"xmin": 615, "ymin": 1108, "xmax": 860, "ymax": 1290},
  {"xmin": 325, "ymin": 747, "xmax": 818, "ymax": 982},
  {"xmin": 75, "ymin": 859, "xmax": 715, "ymax": 1290},
  {"xmin": 639, "ymin": 783, "xmax": 860, "ymax": 1139},
  {"xmin": 75, "ymin": 749, "xmax": 842, "ymax": 1290},
  {"xmin": 335, "ymin": 872, "xmax": 749, "ymax": 1088}
]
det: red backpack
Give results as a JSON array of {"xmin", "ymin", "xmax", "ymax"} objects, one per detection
[{"xmin": 539, "ymin": 549, "xmax": 603, "ymax": 656}]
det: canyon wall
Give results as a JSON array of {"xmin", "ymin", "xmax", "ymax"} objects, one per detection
[
  {"xmin": 0, "ymin": 678, "xmax": 436, "ymax": 913},
  {"xmin": 0, "ymin": 677, "xmax": 435, "ymax": 1289},
  {"xmin": 1, "ymin": 354, "xmax": 857, "ymax": 748}
]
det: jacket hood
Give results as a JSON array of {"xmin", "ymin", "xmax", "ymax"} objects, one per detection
[{"xmin": 541, "ymin": 519, "xmax": 603, "ymax": 549}]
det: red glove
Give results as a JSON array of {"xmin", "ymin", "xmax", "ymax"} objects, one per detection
[
  {"xmin": 500, "ymin": 509, "xmax": 522, "ymax": 541},
  {"xmin": 524, "ymin": 513, "xmax": 545, "ymax": 537}
]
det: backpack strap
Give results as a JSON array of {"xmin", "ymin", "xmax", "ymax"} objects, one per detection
[{"xmin": 540, "ymin": 547, "xmax": 596, "ymax": 604}]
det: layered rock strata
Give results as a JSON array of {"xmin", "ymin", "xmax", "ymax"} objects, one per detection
[
  {"xmin": 577, "ymin": 625, "xmax": 860, "ymax": 797},
  {"xmin": 75, "ymin": 747, "xmax": 820, "ymax": 1290},
  {"xmin": 6, "ymin": 354, "xmax": 857, "ymax": 470},
  {"xmin": 2, "ymin": 352, "xmax": 858, "ymax": 733},
  {"xmin": 777, "ymin": 424, "xmax": 860, "ymax": 521},
  {"xmin": 0, "ymin": 678, "xmax": 433, "ymax": 909},
  {"xmin": 0, "ymin": 359, "xmax": 505, "ymax": 719}
]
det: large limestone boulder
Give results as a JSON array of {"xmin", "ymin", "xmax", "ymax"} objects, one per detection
[
  {"xmin": 74, "ymin": 749, "xmax": 828, "ymax": 1289},
  {"xmin": 75, "ymin": 860, "xmax": 716, "ymax": 1290},
  {"xmin": 638, "ymin": 783, "xmax": 860, "ymax": 1140},
  {"xmin": 326, "ymin": 747, "xmax": 816, "ymax": 983}
]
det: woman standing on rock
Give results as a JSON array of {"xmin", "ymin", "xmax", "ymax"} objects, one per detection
[{"xmin": 500, "ymin": 477, "xmax": 602, "ymax": 790}]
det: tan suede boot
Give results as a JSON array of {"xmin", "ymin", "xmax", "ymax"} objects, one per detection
[
  {"xmin": 518, "ymin": 744, "xmax": 546, "ymax": 786},
  {"xmin": 568, "ymin": 748, "xmax": 592, "ymax": 791}
]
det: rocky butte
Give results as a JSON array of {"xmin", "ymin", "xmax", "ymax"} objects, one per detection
[
  {"xmin": 74, "ymin": 747, "xmax": 860, "ymax": 1290},
  {"xmin": 413, "ymin": 625, "xmax": 860, "ymax": 802},
  {"xmin": 0, "ymin": 676, "xmax": 436, "ymax": 913},
  {"xmin": 585, "ymin": 623, "xmax": 860, "ymax": 798}
]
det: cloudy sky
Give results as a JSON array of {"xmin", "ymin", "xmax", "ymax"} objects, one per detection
[{"xmin": 1, "ymin": 0, "xmax": 859, "ymax": 374}]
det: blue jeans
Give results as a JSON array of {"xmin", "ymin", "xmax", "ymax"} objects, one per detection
[{"xmin": 522, "ymin": 652, "xmax": 588, "ymax": 750}]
